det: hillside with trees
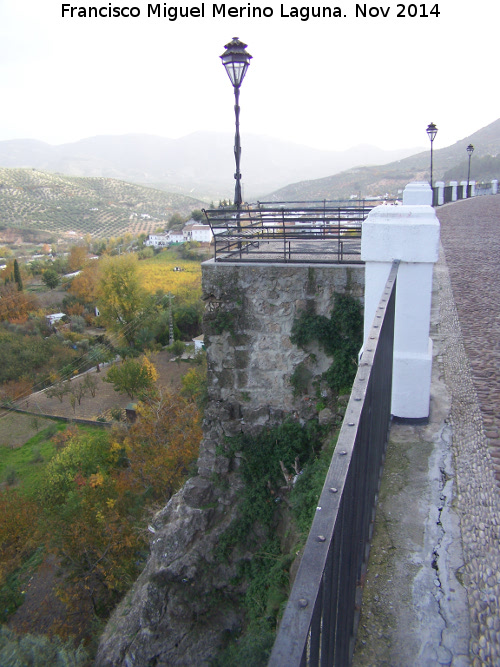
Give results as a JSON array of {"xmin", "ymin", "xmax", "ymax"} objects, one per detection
[
  {"xmin": 265, "ymin": 117, "xmax": 500, "ymax": 201},
  {"xmin": 0, "ymin": 235, "xmax": 209, "ymax": 661},
  {"xmin": 0, "ymin": 168, "xmax": 205, "ymax": 241}
]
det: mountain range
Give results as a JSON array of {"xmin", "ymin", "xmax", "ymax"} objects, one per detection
[
  {"xmin": 0, "ymin": 133, "xmax": 422, "ymax": 202},
  {"xmin": 264, "ymin": 118, "xmax": 500, "ymax": 201}
]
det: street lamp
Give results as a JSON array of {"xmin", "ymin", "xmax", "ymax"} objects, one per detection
[
  {"xmin": 426, "ymin": 122, "xmax": 438, "ymax": 190},
  {"xmin": 466, "ymin": 144, "xmax": 474, "ymax": 198},
  {"xmin": 220, "ymin": 37, "xmax": 252, "ymax": 214}
]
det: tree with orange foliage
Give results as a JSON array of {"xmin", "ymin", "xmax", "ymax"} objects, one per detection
[
  {"xmin": 0, "ymin": 378, "xmax": 33, "ymax": 405},
  {"xmin": 68, "ymin": 245, "xmax": 88, "ymax": 273},
  {"xmin": 0, "ymin": 283, "xmax": 39, "ymax": 323},
  {"xmin": 122, "ymin": 387, "xmax": 202, "ymax": 503},
  {"xmin": 68, "ymin": 265, "xmax": 99, "ymax": 305},
  {"xmin": 0, "ymin": 491, "xmax": 40, "ymax": 593},
  {"xmin": 39, "ymin": 429, "xmax": 144, "ymax": 620}
]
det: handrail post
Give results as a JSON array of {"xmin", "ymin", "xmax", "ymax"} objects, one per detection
[{"xmin": 362, "ymin": 182, "xmax": 440, "ymax": 420}]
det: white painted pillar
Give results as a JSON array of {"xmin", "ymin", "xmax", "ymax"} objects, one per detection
[
  {"xmin": 460, "ymin": 181, "xmax": 468, "ymax": 199},
  {"xmin": 435, "ymin": 181, "xmax": 445, "ymax": 206},
  {"xmin": 450, "ymin": 181, "xmax": 458, "ymax": 201},
  {"xmin": 492, "ymin": 180, "xmax": 498, "ymax": 195},
  {"xmin": 470, "ymin": 180, "xmax": 476, "ymax": 197},
  {"xmin": 361, "ymin": 182, "xmax": 440, "ymax": 420}
]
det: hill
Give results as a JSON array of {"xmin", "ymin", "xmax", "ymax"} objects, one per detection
[
  {"xmin": 0, "ymin": 133, "xmax": 421, "ymax": 202},
  {"xmin": 0, "ymin": 168, "xmax": 204, "ymax": 241},
  {"xmin": 264, "ymin": 118, "xmax": 500, "ymax": 201}
]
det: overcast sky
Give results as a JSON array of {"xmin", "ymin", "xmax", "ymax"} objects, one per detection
[{"xmin": 0, "ymin": 0, "xmax": 498, "ymax": 153}]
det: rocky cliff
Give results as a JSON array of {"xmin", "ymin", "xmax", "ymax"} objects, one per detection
[{"xmin": 95, "ymin": 261, "xmax": 364, "ymax": 666}]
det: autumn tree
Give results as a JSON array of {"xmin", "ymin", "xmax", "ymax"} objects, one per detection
[
  {"xmin": 70, "ymin": 381, "xmax": 87, "ymax": 406},
  {"xmin": 0, "ymin": 491, "xmax": 40, "ymax": 601},
  {"xmin": 68, "ymin": 263, "xmax": 100, "ymax": 305},
  {"xmin": 38, "ymin": 430, "xmax": 144, "ymax": 619},
  {"xmin": 104, "ymin": 356, "xmax": 158, "ymax": 399},
  {"xmin": 0, "ymin": 283, "xmax": 38, "ymax": 323},
  {"xmin": 0, "ymin": 378, "xmax": 33, "ymax": 405},
  {"xmin": 96, "ymin": 254, "xmax": 150, "ymax": 347},
  {"xmin": 68, "ymin": 245, "xmax": 88, "ymax": 272},
  {"xmin": 122, "ymin": 387, "xmax": 202, "ymax": 502},
  {"xmin": 82, "ymin": 373, "xmax": 98, "ymax": 397}
]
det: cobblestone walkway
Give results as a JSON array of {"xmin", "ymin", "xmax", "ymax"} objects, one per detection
[
  {"xmin": 437, "ymin": 197, "xmax": 500, "ymax": 484},
  {"xmin": 437, "ymin": 196, "xmax": 500, "ymax": 665}
]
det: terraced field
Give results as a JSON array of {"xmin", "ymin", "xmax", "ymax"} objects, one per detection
[{"xmin": 0, "ymin": 168, "xmax": 205, "ymax": 239}]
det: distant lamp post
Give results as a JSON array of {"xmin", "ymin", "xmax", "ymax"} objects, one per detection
[
  {"xmin": 466, "ymin": 144, "xmax": 474, "ymax": 198},
  {"xmin": 220, "ymin": 37, "xmax": 252, "ymax": 215},
  {"xmin": 426, "ymin": 122, "xmax": 438, "ymax": 190}
]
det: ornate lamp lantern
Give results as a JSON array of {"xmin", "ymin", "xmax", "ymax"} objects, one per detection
[
  {"xmin": 466, "ymin": 144, "xmax": 474, "ymax": 197},
  {"xmin": 426, "ymin": 122, "xmax": 438, "ymax": 188},
  {"xmin": 220, "ymin": 38, "xmax": 252, "ymax": 213}
]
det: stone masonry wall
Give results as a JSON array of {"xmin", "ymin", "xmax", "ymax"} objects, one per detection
[{"xmin": 199, "ymin": 260, "xmax": 364, "ymax": 477}]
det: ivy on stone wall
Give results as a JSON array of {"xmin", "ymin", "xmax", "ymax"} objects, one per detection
[
  {"xmin": 212, "ymin": 418, "xmax": 329, "ymax": 666},
  {"xmin": 290, "ymin": 293, "xmax": 363, "ymax": 392}
]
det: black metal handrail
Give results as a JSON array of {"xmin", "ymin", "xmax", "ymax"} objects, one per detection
[
  {"xmin": 203, "ymin": 200, "xmax": 398, "ymax": 264},
  {"xmin": 268, "ymin": 260, "xmax": 399, "ymax": 666}
]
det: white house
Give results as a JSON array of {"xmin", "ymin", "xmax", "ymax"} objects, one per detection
[
  {"xmin": 144, "ymin": 234, "xmax": 170, "ymax": 248},
  {"xmin": 144, "ymin": 222, "xmax": 213, "ymax": 248},
  {"xmin": 169, "ymin": 231, "xmax": 185, "ymax": 244},
  {"xmin": 183, "ymin": 222, "xmax": 213, "ymax": 244},
  {"xmin": 46, "ymin": 312, "xmax": 66, "ymax": 327},
  {"xmin": 193, "ymin": 334, "xmax": 205, "ymax": 351}
]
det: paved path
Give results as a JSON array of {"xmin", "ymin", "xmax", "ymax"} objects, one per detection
[
  {"xmin": 353, "ymin": 195, "xmax": 500, "ymax": 666},
  {"xmin": 437, "ymin": 196, "xmax": 500, "ymax": 484}
]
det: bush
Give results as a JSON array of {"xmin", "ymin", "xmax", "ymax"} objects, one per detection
[
  {"xmin": 5, "ymin": 467, "xmax": 17, "ymax": 486},
  {"xmin": 217, "ymin": 419, "xmax": 325, "ymax": 559},
  {"xmin": 0, "ymin": 627, "xmax": 88, "ymax": 667},
  {"xmin": 69, "ymin": 316, "xmax": 85, "ymax": 333},
  {"xmin": 167, "ymin": 340, "xmax": 185, "ymax": 357}
]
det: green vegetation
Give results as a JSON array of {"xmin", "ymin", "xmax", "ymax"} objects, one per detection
[
  {"xmin": 0, "ymin": 167, "xmax": 204, "ymax": 239},
  {"xmin": 0, "ymin": 626, "xmax": 88, "ymax": 666},
  {"xmin": 0, "ymin": 388, "xmax": 203, "ymax": 648},
  {"xmin": 291, "ymin": 293, "xmax": 363, "ymax": 392},
  {"xmin": 104, "ymin": 356, "xmax": 158, "ymax": 399},
  {"xmin": 0, "ymin": 325, "xmax": 82, "ymax": 393},
  {"xmin": 0, "ymin": 184, "xmax": 210, "ymax": 655},
  {"xmin": 443, "ymin": 154, "xmax": 500, "ymax": 182},
  {"xmin": 214, "ymin": 419, "xmax": 337, "ymax": 665},
  {"xmin": 0, "ymin": 422, "xmax": 62, "ymax": 494},
  {"xmin": 42, "ymin": 268, "xmax": 60, "ymax": 289}
]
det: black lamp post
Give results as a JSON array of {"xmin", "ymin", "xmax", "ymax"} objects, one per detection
[
  {"xmin": 220, "ymin": 37, "xmax": 252, "ymax": 216},
  {"xmin": 426, "ymin": 122, "xmax": 438, "ymax": 190},
  {"xmin": 466, "ymin": 144, "xmax": 474, "ymax": 198}
]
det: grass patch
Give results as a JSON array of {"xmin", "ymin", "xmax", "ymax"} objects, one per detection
[
  {"xmin": 0, "ymin": 422, "xmax": 102, "ymax": 497},
  {"xmin": 0, "ymin": 412, "xmax": 58, "ymax": 449}
]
